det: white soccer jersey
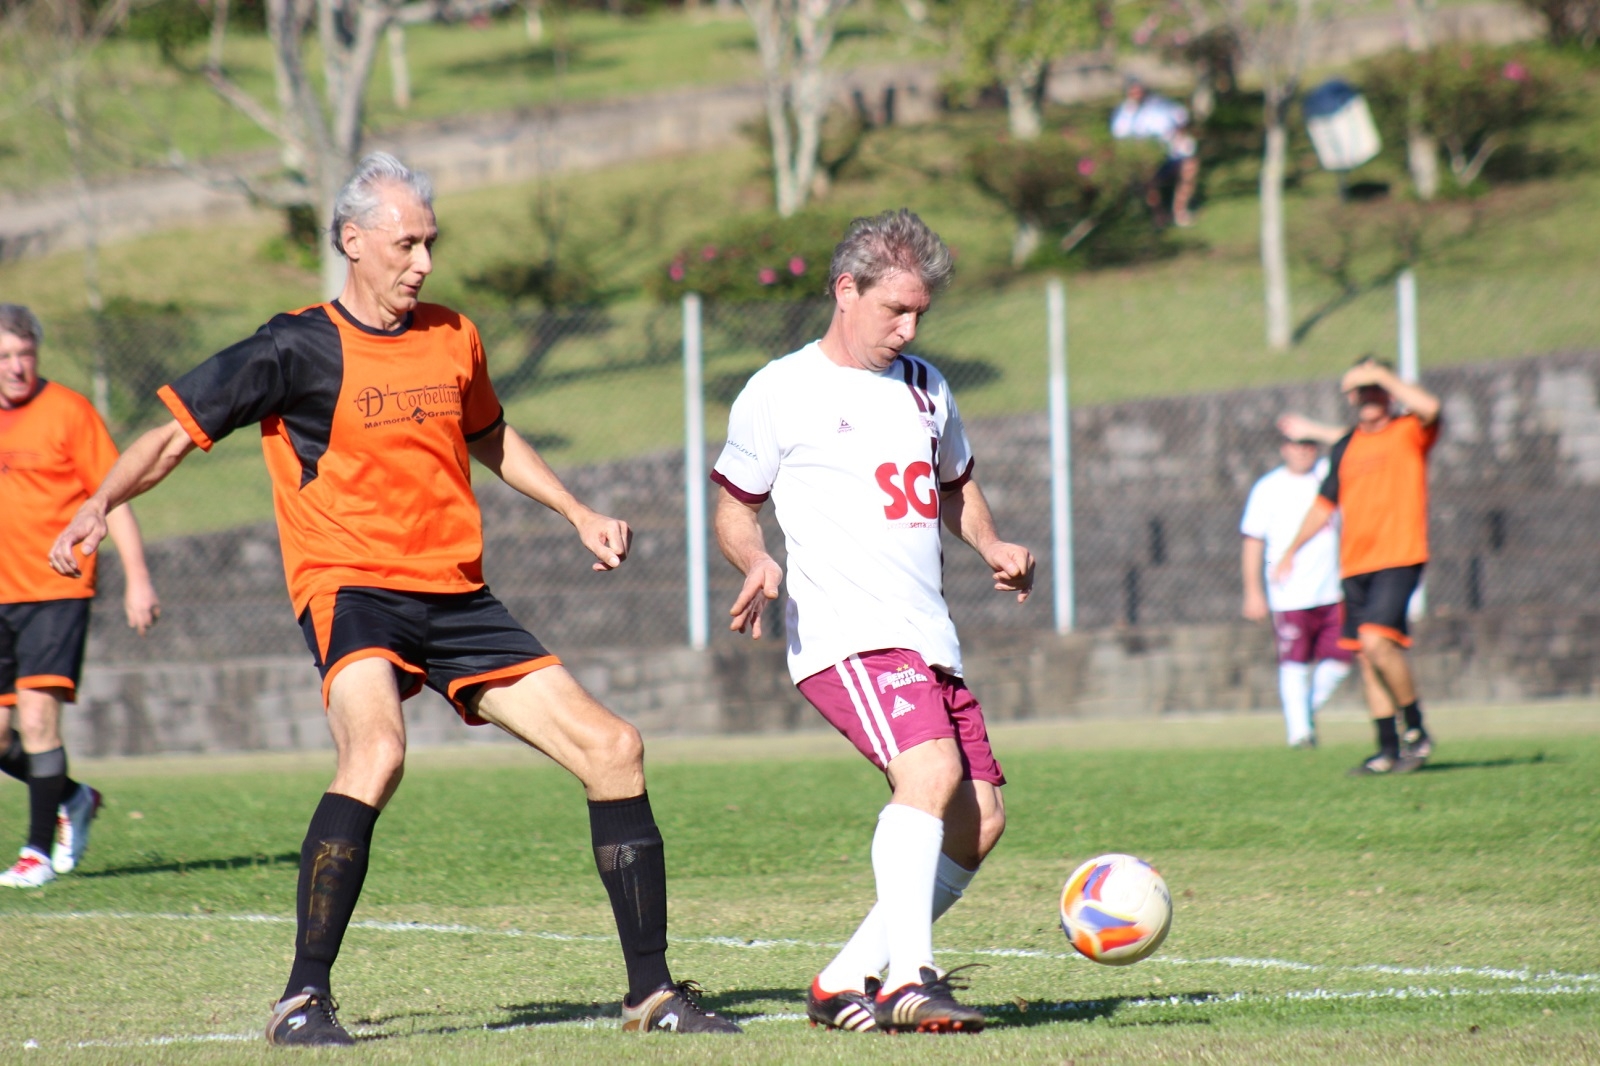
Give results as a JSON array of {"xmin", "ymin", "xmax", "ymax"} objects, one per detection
[
  {"xmin": 713, "ymin": 342, "xmax": 975, "ymax": 684},
  {"xmin": 1240, "ymin": 459, "xmax": 1343, "ymax": 612}
]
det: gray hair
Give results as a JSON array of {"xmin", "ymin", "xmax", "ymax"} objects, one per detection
[
  {"xmin": 330, "ymin": 152, "xmax": 435, "ymax": 257},
  {"xmin": 827, "ymin": 208, "xmax": 953, "ymax": 298},
  {"xmin": 0, "ymin": 303, "xmax": 42, "ymax": 346}
]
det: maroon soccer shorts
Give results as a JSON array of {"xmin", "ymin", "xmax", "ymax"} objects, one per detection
[
  {"xmin": 796, "ymin": 649, "xmax": 1005, "ymax": 785},
  {"xmin": 1270, "ymin": 602, "xmax": 1351, "ymax": 665}
]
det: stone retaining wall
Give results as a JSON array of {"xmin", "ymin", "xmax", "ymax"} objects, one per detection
[{"xmin": 64, "ymin": 609, "xmax": 1600, "ymax": 757}]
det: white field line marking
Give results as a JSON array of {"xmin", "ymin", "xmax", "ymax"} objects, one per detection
[
  {"xmin": 52, "ymin": 987, "xmax": 1594, "ymax": 1051},
  {"xmin": 15, "ymin": 910, "xmax": 1600, "ymax": 987}
]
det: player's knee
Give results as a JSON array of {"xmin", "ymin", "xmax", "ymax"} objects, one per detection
[
  {"xmin": 594, "ymin": 717, "xmax": 644, "ymax": 775},
  {"xmin": 979, "ymin": 803, "xmax": 1007, "ymax": 857},
  {"xmin": 1357, "ymin": 628, "xmax": 1393, "ymax": 657},
  {"xmin": 361, "ymin": 732, "xmax": 407, "ymax": 784}
]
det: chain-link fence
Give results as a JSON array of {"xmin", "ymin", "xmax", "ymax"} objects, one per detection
[{"xmin": 43, "ymin": 277, "xmax": 1600, "ymax": 672}]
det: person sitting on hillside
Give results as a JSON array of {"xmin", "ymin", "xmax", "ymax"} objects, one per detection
[{"xmin": 1110, "ymin": 77, "xmax": 1200, "ymax": 228}]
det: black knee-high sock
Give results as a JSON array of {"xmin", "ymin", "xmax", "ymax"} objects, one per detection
[
  {"xmin": 283, "ymin": 792, "xmax": 380, "ymax": 1001},
  {"xmin": 1, "ymin": 729, "xmax": 26, "ymax": 783},
  {"xmin": 26, "ymin": 746, "xmax": 69, "ymax": 856},
  {"xmin": 1400, "ymin": 700, "xmax": 1424, "ymax": 733},
  {"xmin": 1375, "ymin": 716, "xmax": 1400, "ymax": 759},
  {"xmin": 589, "ymin": 793, "xmax": 672, "ymax": 1003}
]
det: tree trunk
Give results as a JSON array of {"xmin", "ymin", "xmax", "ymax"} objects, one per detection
[
  {"xmin": 1260, "ymin": 95, "xmax": 1292, "ymax": 352},
  {"xmin": 1003, "ymin": 65, "xmax": 1043, "ymax": 141},
  {"xmin": 1011, "ymin": 219, "xmax": 1040, "ymax": 267},
  {"xmin": 1406, "ymin": 123, "xmax": 1439, "ymax": 200},
  {"xmin": 524, "ymin": 0, "xmax": 542, "ymax": 41},
  {"xmin": 386, "ymin": 22, "xmax": 410, "ymax": 110}
]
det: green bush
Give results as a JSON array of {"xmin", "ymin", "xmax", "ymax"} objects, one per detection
[
  {"xmin": 650, "ymin": 212, "xmax": 846, "ymax": 304},
  {"xmin": 1362, "ymin": 45, "xmax": 1569, "ymax": 190}
]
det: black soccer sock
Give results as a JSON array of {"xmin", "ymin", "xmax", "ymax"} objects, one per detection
[
  {"xmin": 25, "ymin": 746, "xmax": 69, "ymax": 856},
  {"xmin": 0, "ymin": 729, "xmax": 26, "ymax": 783},
  {"xmin": 1375, "ymin": 716, "xmax": 1400, "ymax": 759},
  {"xmin": 283, "ymin": 792, "xmax": 380, "ymax": 1002},
  {"xmin": 589, "ymin": 792, "xmax": 672, "ymax": 1003},
  {"xmin": 1400, "ymin": 701, "xmax": 1424, "ymax": 734}
]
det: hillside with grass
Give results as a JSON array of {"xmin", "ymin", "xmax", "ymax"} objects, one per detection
[{"xmin": 4, "ymin": 33, "xmax": 1598, "ymax": 538}]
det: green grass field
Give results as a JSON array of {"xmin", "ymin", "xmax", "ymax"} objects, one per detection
[{"xmin": 2, "ymin": 703, "xmax": 1597, "ymax": 1063}]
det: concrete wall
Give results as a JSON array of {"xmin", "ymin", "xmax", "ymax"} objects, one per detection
[{"xmin": 64, "ymin": 607, "xmax": 1600, "ymax": 757}]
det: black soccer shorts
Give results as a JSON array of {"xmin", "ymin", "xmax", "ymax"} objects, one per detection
[
  {"xmin": 298, "ymin": 586, "xmax": 559, "ymax": 724},
  {"xmin": 0, "ymin": 598, "xmax": 93, "ymax": 705},
  {"xmin": 1340, "ymin": 564, "xmax": 1425, "ymax": 650}
]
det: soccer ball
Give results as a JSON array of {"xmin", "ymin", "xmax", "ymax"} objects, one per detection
[{"xmin": 1059, "ymin": 853, "xmax": 1173, "ymax": 966}]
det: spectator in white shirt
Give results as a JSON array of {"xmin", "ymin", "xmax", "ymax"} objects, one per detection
[
  {"xmin": 1110, "ymin": 78, "xmax": 1200, "ymax": 227},
  {"xmin": 1240, "ymin": 431, "xmax": 1353, "ymax": 747}
]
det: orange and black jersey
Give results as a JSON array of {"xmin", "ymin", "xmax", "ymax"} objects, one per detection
[
  {"xmin": 0, "ymin": 381, "xmax": 120, "ymax": 603},
  {"xmin": 1314, "ymin": 413, "xmax": 1439, "ymax": 578},
  {"xmin": 158, "ymin": 301, "xmax": 505, "ymax": 614}
]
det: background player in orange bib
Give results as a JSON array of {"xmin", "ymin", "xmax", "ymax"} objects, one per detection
[
  {"xmin": 0, "ymin": 303, "xmax": 159, "ymax": 888},
  {"xmin": 1275, "ymin": 357, "xmax": 1442, "ymax": 776},
  {"xmin": 49, "ymin": 154, "xmax": 740, "ymax": 1043}
]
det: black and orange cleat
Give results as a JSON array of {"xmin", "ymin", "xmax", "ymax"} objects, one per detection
[
  {"xmin": 266, "ymin": 987, "xmax": 355, "ymax": 1046},
  {"xmin": 807, "ymin": 975, "xmax": 880, "ymax": 1032}
]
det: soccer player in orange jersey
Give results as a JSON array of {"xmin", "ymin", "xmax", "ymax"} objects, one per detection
[
  {"xmin": 1275, "ymin": 356, "xmax": 1442, "ymax": 776},
  {"xmin": 50, "ymin": 154, "xmax": 740, "ymax": 1043},
  {"xmin": 0, "ymin": 304, "xmax": 159, "ymax": 888}
]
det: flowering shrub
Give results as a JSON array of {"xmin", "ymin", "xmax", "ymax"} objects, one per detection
[
  {"xmin": 1362, "ymin": 45, "xmax": 1567, "ymax": 189},
  {"xmin": 652, "ymin": 213, "xmax": 847, "ymax": 303},
  {"xmin": 967, "ymin": 128, "xmax": 1169, "ymax": 268}
]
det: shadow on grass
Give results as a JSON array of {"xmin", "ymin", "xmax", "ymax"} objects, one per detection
[
  {"xmin": 362, "ymin": 989, "xmax": 805, "ymax": 1038},
  {"xmin": 983, "ymin": 992, "xmax": 1219, "ymax": 1029},
  {"xmin": 79, "ymin": 851, "xmax": 299, "ymax": 878},
  {"xmin": 1417, "ymin": 752, "xmax": 1563, "ymax": 773}
]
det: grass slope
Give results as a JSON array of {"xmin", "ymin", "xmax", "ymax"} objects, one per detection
[
  {"xmin": 5, "ymin": 81, "xmax": 1600, "ymax": 537},
  {"xmin": 1, "ymin": 704, "xmax": 1597, "ymax": 1063}
]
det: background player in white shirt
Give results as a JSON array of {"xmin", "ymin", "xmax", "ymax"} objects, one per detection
[
  {"xmin": 712, "ymin": 210, "xmax": 1034, "ymax": 1034},
  {"xmin": 1240, "ymin": 428, "xmax": 1352, "ymax": 747}
]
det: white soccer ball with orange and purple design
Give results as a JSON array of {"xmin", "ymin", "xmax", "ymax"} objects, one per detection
[{"xmin": 1059, "ymin": 853, "xmax": 1172, "ymax": 965}]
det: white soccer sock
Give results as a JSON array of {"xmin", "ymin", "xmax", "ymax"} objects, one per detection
[
  {"xmin": 817, "ymin": 852, "xmax": 978, "ymax": 993},
  {"xmin": 875, "ymin": 803, "xmax": 944, "ymax": 993},
  {"xmin": 1311, "ymin": 658, "xmax": 1351, "ymax": 713},
  {"xmin": 1278, "ymin": 662, "xmax": 1313, "ymax": 745}
]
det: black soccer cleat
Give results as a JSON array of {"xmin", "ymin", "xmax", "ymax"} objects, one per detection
[
  {"xmin": 1347, "ymin": 751, "xmax": 1424, "ymax": 776},
  {"xmin": 807, "ymin": 975, "xmax": 880, "ymax": 1032},
  {"xmin": 1401, "ymin": 728, "xmax": 1433, "ymax": 762},
  {"xmin": 621, "ymin": 980, "xmax": 743, "ymax": 1033},
  {"xmin": 874, "ymin": 965, "xmax": 985, "ymax": 1034},
  {"xmin": 266, "ymin": 987, "xmax": 356, "ymax": 1046}
]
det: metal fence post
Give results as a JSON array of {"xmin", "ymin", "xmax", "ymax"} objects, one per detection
[
  {"xmin": 683, "ymin": 293, "xmax": 709, "ymax": 650},
  {"xmin": 1397, "ymin": 268, "xmax": 1427, "ymax": 621},
  {"xmin": 1398, "ymin": 268, "xmax": 1419, "ymax": 383},
  {"xmin": 1047, "ymin": 278, "xmax": 1075, "ymax": 634}
]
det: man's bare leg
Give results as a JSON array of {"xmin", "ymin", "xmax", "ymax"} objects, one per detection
[
  {"xmin": 1359, "ymin": 628, "xmax": 1429, "ymax": 758},
  {"xmin": 279, "ymin": 658, "xmax": 404, "ymax": 1013},
  {"xmin": 473, "ymin": 666, "xmax": 677, "ymax": 1010},
  {"xmin": 13, "ymin": 688, "xmax": 73, "ymax": 869}
]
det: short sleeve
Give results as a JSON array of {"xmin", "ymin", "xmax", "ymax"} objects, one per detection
[
  {"xmin": 159, "ymin": 326, "xmax": 288, "ymax": 451},
  {"xmin": 1414, "ymin": 414, "xmax": 1441, "ymax": 454},
  {"xmin": 937, "ymin": 391, "xmax": 975, "ymax": 491},
  {"xmin": 1319, "ymin": 433, "xmax": 1352, "ymax": 504},
  {"xmin": 459, "ymin": 320, "xmax": 504, "ymax": 442},
  {"xmin": 712, "ymin": 372, "xmax": 780, "ymax": 504},
  {"xmin": 1240, "ymin": 479, "xmax": 1269, "ymax": 538},
  {"xmin": 71, "ymin": 399, "xmax": 120, "ymax": 496}
]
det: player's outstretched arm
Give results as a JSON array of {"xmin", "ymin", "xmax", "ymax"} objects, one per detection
[
  {"xmin": 104, "ymin": 505, "xmax": 161, "ymax": 635},
  {"xmin": 1272, "ymin": 500, "xmax": 1334, "ymax": 585},
  {"xmin": 1276, "ymin": 413, "xmax": 1345, "ymax": 445},
  {"xmin": 941, "ymin": 477, "xmax": 1035, "ymax": 604},
  {"xmin": 468, "ymin": 423, "xmax": 631, "ymax": 571},
  {"xmin": 50, "ymin": 420, "xmax": 195, "ymax": 579},
  {"xmin": 712, "ymin": 488, "xmax": 782, "ymax": 639}
]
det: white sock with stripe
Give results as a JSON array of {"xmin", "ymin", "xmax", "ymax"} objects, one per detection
[
  {"xmin": 873, "ymin": 803, "xmax": 943, "ymax": 994},
  {"xmin": 818, "ymin": 853, "xmax": 978, "ymax": 994},
  {"xmin": 1311, "ymin": 658, "xmax": 1351, "ymax": 712},
  {"xmin": 1278, "ymin": 662, "xmax": 1313, "ymax": 745}
]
